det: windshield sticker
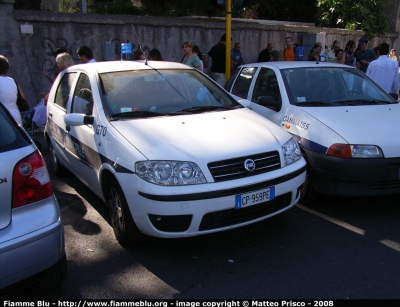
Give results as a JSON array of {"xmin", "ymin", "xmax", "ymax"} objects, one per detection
[
  {"xmin": 282, "ymin": 116, "xmax": 309, "ymax": 130},
  {"xmin": 120, "ymin": 107, "xmax": 138, "ymax": 113},
  {"xmin": 297, "ymin": 97, "xmax": 306, "ymax": 102}
]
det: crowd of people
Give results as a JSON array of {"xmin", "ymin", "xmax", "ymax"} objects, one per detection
[{"xmin": 1, "ymin": 34, "xmax": 399, "ymax": 126}]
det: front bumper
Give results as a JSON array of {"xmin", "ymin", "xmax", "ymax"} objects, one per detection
[
  {"xmin": 306, "ymin": 149, "xmax": 400, "ymax": 197},
  {"xmin": 117, "ymin": 163, "xmax": 306, "ymax": 238}
]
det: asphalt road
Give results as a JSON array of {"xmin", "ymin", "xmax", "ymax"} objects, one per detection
[{"xmin": 9, "ymin": 140, "xmax": 400, "ymax": 300}]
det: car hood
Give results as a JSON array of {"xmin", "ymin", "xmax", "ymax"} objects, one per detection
[
  {"xmin": 302, "ymin": 104, "xmax": 400, "ymax": 157},
  {"xmin": 111, "ymin": 108, "xmax": 290, "ymax": 162}
]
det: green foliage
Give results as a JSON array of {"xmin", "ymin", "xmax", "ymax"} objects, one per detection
[
  {"xmin": 59, "ymin": 0, "xmax": 79, "ymax": 13},
  {"xmin": 318, "ymin": 0, "xmax": 388, "ymax": 38},
  {"xmin": 139, "ymin": 0, "xmax": 224, "ymax": 17},
  {"xmin": 241, "ymin": 0, "xmax": 318, "ymax": 23}
]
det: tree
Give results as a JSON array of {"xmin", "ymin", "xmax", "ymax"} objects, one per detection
[
  {"xmin": 317, "ymin": 0, "xmax": 388, "ymax": 38},
  {"xmin": 240, "ymin": 0, "xmax": 318, "ymax": 23}
]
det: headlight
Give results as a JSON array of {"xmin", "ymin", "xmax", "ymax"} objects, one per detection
[
  {"xmin": 135, "ymin": 161, "xmax": 207, "ymax": 185},
  {"xmin": 327, "ymin": 144, "xmax": 383, "ymax": 158},
  {"xmin": 282, "ymin": 138, "xmax": 302, "ymax": 166}
]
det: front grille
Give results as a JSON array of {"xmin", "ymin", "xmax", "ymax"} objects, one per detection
[
  {"xmin": 208, "ymin": 151, "xmax": 281, "ymax": 182},
  {"xmin": 199, "ymin": 192, "xmax": 292, "ymax": 231}
]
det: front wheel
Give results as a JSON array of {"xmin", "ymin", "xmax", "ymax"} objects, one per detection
[
  {"xmin": 299, "ymin": 155, "xmax": 319, "ymax": 205},
  {"xmin": 48, "ymin": 141, "xmax": 66, "ymax": 177},
  {"xmin": 106, "ymin": 177, "xmax": 144, "ymax": 247}
]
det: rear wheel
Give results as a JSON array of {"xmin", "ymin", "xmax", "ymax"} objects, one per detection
[
  {"xmin": 35, "ymin": 255, "xmax": 67, "ymax": 292},
  {"xmin": 106, "ymin": 177, "xmax": 144, "ymax": 247},
  {"xmin": 48, "ymin": 141, "xmax": 66, "ymax": 176}
]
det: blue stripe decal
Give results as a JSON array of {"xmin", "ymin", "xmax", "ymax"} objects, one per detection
[
  {"xmin": 290, "ymin": 133, "xmax": 328, "ymax": 154},
  {"xmin": 49, "ymin": 119, "xmax": 134, "ymax": 174}
]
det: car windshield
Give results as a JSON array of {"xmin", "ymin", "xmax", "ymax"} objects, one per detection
[
  {"xmin": 99, "ymin": 69, "xmax": 242, "ymax": 119},
  {"xmin": 280, "ymin": 67, "xmax": 397, "ymax": 106}
]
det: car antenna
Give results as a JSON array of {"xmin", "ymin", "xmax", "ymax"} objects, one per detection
[{"xmin": 132, "ymin": 25, "xmax": 147, "ymax": 65}]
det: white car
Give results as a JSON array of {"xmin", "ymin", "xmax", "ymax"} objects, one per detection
[
  {"xmin": 225, "ymin": 61, "xmax": 400, "ymax": 202},
  {"xmin": 44, "ymin": 60, "xmax": 306, "ymax": 246}
]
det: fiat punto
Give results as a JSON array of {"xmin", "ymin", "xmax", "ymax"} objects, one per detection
[
  {"xmin": 225, "ymin": 61, "xmax": 400, "ymax": 202},
  {"xmin": 44, "ymin": 60, "xmax": 306, "ymax": 246}
]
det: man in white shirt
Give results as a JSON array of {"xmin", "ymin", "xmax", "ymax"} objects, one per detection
[
  {"xmin": 77, "ymin": 46, "xmax": 96, "ymax": 63},
  {"xmin": 327, "ymin": 40, "xmax": 340, "ymax": 63},
  {"xmin": 366, "ymin": 43, "xmax": 399, "ymax": 94}
]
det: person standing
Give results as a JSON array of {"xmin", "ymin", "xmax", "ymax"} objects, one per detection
[
  {"xmin": 340, "ymin": 40, "xmax": 357, "ymax": 67},
  {"xmin": 231, "ymin": 42, "xmax": 244, "ymax": 70},
  {"xmin": 282, "ymin": 37, "xmax": 295, "ymax": 61},
  {"xmin": 77, "ymin": 46, "xmax": 96, "ymax": 63},
  {"xmin": 355, "ymin": 36, "xmax": 376, "ymax": 73},
  {"xmin": 181, "ymin": 42, "xmax": 202, "ymax": 71},
  {"xmin": 192, "ymin": 45, "xmax": 204, "ymax": 72},
  {"xmin": 389, "ymin": 49, "xmax": 398, "ymax": 63},
  {"xmin": 308, "ymin": 43, "xmax": 322, "ymax": 61},
  {"xmin": 308, "ymin": 42, "xmax": 327, "ymax": 62},
  {"xmin": 205, "ymin": 34, "xmax": 228, "ymax": 87},
  {"xmin": 366, "ymin": 43, "xmax": 399, "ymax": 94},
  {"xmin": 334, "ymin": 49, "xmax": 343, "ymax": 63},
  {"xmin": 327, "ymin": 40, "xmax": 340, "ymax": 62},
  {"xmin": 149, "ymin": 49, "xmax": 163, "ymax": 61},
  {"xmin": 42, "ymin": 52, "xmax": 75, "ymax": 105},
  {"xmin": 257, "ymin": 43, "xmax": 272, "ymax": 62},
  {"xmin": 0, "ymin": 55, "xmax": 25, "ymax": 125}
]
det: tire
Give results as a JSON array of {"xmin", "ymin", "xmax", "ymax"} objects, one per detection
[
  {"xmin": 299, "ymin": 155, "xmax": 319, "ymax": 205},
  {"xmin": 106, "ymin": 177, "xmax": 144, "ymax": 247},
  {"xmin": 48, "ymin": 141, "xmax": 66, "ymax": 176},
  {"xmin": 35, "ymin": 254, "xmax": 67, "ymax": 292}
]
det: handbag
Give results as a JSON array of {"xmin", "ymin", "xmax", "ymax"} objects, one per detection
[{"xmin": 14, "ymin": 80, "xmax": 30, "ymax": 112}]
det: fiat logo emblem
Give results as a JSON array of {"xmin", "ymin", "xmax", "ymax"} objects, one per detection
[{"xmin": 244, "ymin": 159, "xmax": 256, "ymax": 172}]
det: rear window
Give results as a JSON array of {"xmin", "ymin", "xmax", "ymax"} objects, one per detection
[{"xmin": 0, "ymin": 104, "xmax": 30, "ymax": 153}]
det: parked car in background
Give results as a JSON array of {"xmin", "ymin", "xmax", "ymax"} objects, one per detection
[
  {"xmin": 44, "ymin": 60, "xmax": 306, "ymax": 247},
  {"xmin": 225, "ymin": 61, "xmax": 400, "ymax": 203},
  {"xmin": 0, "ymin": 103, "xmax": 66, "ymax": 296}
]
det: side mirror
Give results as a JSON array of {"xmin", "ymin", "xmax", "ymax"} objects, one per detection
[
  {"xmin": 65, "ymin": 113, "xmax": 94, "ymax": 126},
  {"xmin": 257, "ymin": 96, "xmax": 282, "ymax": 112},
  {"xmin": 389, "ymin": 92, "xmax": 399, "ymax": 100}
]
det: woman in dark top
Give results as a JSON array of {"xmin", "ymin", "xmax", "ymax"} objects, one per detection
[{"xmin": 339, "ymin": 40, "xmax": 356, "ymax": 67}]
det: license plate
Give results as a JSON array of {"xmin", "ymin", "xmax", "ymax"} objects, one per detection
[{"xmin": 235, "ymin": 186, "xmax": 275, "ymax": 209}]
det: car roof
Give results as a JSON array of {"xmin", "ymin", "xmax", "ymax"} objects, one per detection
[
  {"xmin": 67, "ymin": 60, "xmax": 194, "ymax": 74},
  {"xmin": 239, "ymin": 61, "xmax": 354, "ymax": 70}
]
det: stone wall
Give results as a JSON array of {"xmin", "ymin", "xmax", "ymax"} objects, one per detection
[{"xmin": 0, "ymin": 0, "xmax": 399, "ymax": 107}]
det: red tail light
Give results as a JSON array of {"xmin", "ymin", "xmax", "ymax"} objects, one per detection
[{"xmin": 12, "ymin": 150, "xmax": 53, "ymax": 208}]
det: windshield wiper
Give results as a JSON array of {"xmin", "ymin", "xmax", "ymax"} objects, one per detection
[
  {"xmin": 111, "ymin": 110, "xmax": 162, "ymax": 120},
  {"xmin": 174, "ymin": 105, "xmax": 237, "ymax": 113},
  {"xmin": 295, "ymin": 101, "xmax": 337, "ymax": 106},
  {"xmin": 336, "ymin": 99, "xmax": 393, "ymax": 105}
]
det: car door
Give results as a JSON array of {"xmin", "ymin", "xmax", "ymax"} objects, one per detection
[
  {"xmin": 64, "ymin": 72, "xmax": 102, "ymax": 195},
  {"xmin": 229, "ymin": 66, "xmax": 285, "ymax": 124},
  {"xmin": 47, "ymin": 72, "xmax": 77, "ymax": 169}
]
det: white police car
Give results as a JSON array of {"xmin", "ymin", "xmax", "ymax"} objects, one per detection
[
  {"xmin": 225, "ymin": 61, "xmax": 400, "ymax": 202},
  {"xmin": 44, "ymin": 60, "xmax": 306, "ymax": 246}
]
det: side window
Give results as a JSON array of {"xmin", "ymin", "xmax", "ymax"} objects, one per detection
[
  {"xmin": 252, "ymin": 68, "xmax": 281, "ymax": 103},
  {"xmin": 72, "ymin": 73, "xmax": 93, "ymax": 115},
  {"xmin": 54, "ymin": 73, "xmax": 76, "ymax": 110},
  {"xmin": 231, "ymin": 67, "xmax": 257, "ymax": 99}
]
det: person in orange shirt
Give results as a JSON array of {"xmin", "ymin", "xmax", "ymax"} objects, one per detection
[{"xmin": 282, "ymin": 37, "xmax": 295, "ymax": 61}]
